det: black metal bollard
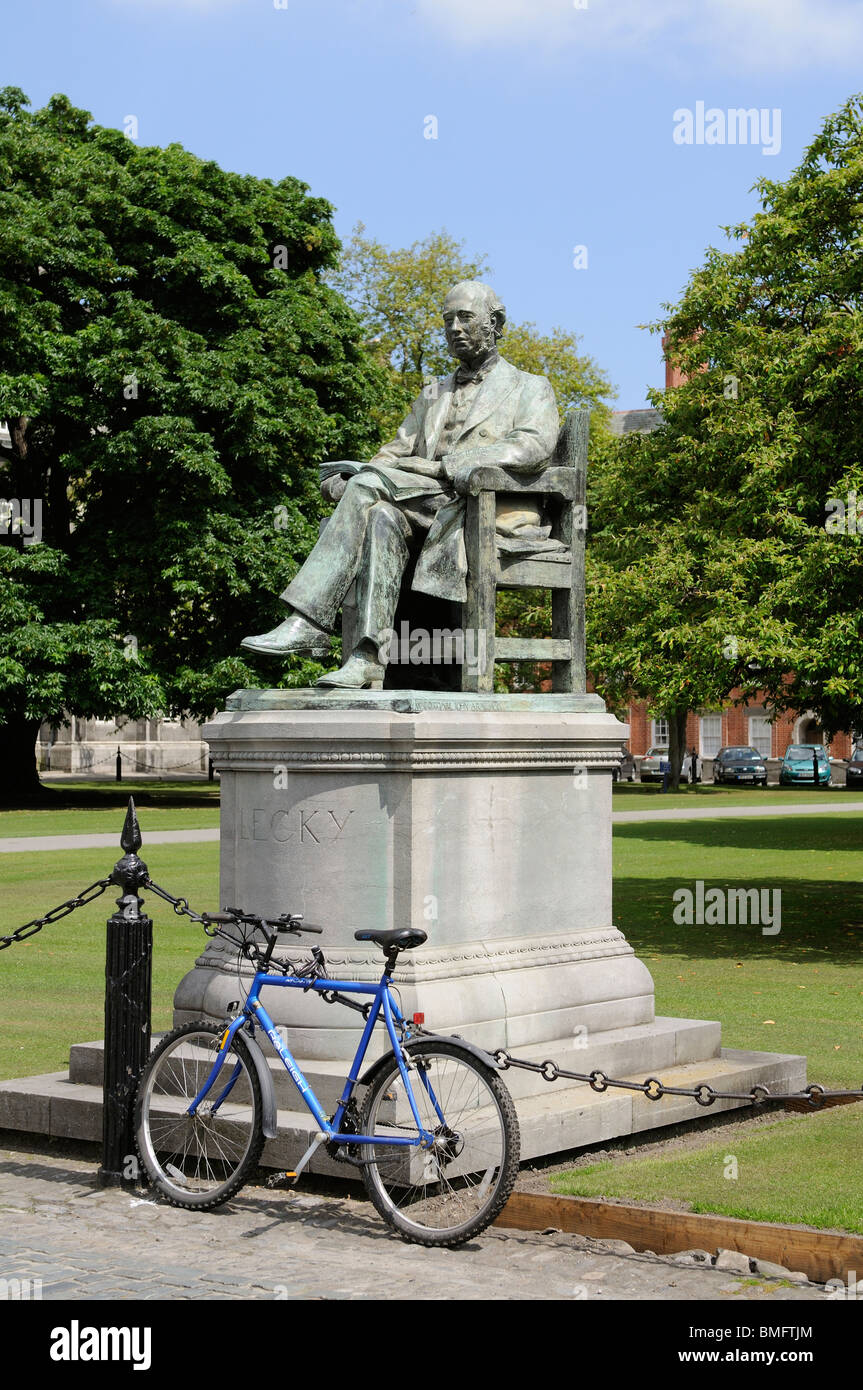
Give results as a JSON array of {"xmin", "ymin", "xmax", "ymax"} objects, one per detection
[
  {"xmin": 97, "ymin": 798, "xmax": 152, "ymax": 1187},
  {"xmin": 115, "ymin": 746, "xmax": 122, "ymax": 782}
]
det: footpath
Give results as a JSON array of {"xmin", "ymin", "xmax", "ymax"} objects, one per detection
[
  {"xmin": 0, "ymin": 1141, "xmax": 826, "ymax": 1302},
  {"xmin": 3, "ymin": 800, "xmax": 863, "ymax": 853}
]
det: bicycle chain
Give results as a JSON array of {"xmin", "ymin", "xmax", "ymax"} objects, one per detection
[{"xmin": 0, "ymin": 878, "xmax": 113, "ymax": 951}]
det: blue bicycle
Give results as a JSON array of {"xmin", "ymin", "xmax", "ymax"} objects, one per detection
[{"xmin": 134, "ymin": 909, "xmax": 520, "ymax": 1247}]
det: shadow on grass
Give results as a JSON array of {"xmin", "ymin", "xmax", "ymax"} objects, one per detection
[
  {"xmin": 1, "ymin": 781, "xmax": 220, "ymax": 812},
  {"xmin": 616, "ymin": 814, "xmax": 863, "ymax": 856},
  {"xmin": 613, "ymin": 814, "xmax": 863, "ymax": 964},
  {"xmin": 615, "ymin": 875, "xmax": 863, "ymax": 965}
]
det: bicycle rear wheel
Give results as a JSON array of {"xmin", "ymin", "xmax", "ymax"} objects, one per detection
[
  {"xmin": 359, "ymin": 1040, "xmax": 519, "ymax": 1247},
  {"xmin": 134, "ymin": 1022, "xmax": 264, "ymax": 1209}
]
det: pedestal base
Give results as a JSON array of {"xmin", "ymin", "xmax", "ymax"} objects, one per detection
[
  {"xmin": 164, "ymin": 688, "xmax": 808, "ymax": 1165},
  {"xmin": 175, "ymin": 690, "xmax": 654, "ymax": 1058}
]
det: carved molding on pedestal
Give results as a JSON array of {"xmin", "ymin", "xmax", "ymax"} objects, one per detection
[
  {"xmin": 209, "ymin": 745, "xmax": 624, "ymax": 773},
  {"xmin": 192, "ymin": 926, "xmax": 635, "ymax": 984}
]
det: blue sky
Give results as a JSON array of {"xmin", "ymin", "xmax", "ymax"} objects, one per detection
[{"xmin": 5, "ymin": 0, "xmax": 863, "ymax": 406}]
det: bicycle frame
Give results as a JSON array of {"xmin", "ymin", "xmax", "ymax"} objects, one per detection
[{"xmin": 187, "ymin": 966, "xmax": 441, "ymax": 1152}]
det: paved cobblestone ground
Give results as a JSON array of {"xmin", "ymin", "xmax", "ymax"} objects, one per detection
[{"xmin": 0, "ymin": 1142, "xmax": 828, "ymax": 1302}]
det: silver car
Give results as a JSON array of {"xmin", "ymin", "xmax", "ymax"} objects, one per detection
[{"xmin": 640, "ymin": 746, "xmax": 694, "ymax": 784}]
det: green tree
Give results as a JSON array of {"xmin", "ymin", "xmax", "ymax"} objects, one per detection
[
  {"xmin": 588, "ymin": 94, "xmax": 863, "ymax": 783},
  {"xmin": 332, "ymin": 224, "xmax": 615, "ymax": 437},
  {"xmin": 586, "ymin": 428, "xmax": 789, "ymax": 789},
  {"xmin": 0, "ymin": 90, "xmax": 386, "ymax": 799}
]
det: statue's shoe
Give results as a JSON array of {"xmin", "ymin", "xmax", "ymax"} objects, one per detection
[
  {"xmin": 241, "ymin": 614, "xmax": 331, "ymax": 657},
  {"xmin": 315, "ymin": 654, "xmax": 385, "ymax": 689}
]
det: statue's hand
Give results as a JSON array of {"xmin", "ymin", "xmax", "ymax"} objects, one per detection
[
  {"xmin": 444, "ymin": 455, "xmax": 485, "ymax": 493},
  {"xmin": 321, "ymin": 474, "xmax": 349, "ymax": 503}
]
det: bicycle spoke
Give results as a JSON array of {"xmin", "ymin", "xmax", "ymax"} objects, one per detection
[
  {"xmin": 361, "ymin": 1044, "xmax": 516, "ymax": 1242},
  {"xmin": 136, "ymin": 1026, "xmax": 263, "ymax": 1205}
]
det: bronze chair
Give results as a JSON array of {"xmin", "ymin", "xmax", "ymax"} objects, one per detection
[{"xmin": 457, "ymin": 407, "xmax": 588, "ymax": 693}]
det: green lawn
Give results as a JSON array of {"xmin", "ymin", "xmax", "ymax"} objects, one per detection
[
  {"xmin": 612, "ymin": 781, "xmax": 859, "ymax": 811},
  {"xmin": 614, "ymin": 812, "xmax": 863, "ymax": 1089},
  {"xmin": 551, "ymin": 1105, "xmax": 863, "ymax": 1233},
  {"xmin": 0, "ymin": 781, "xmax": 220, "ymax": 838},
  {"xmin": 2, "ymin": 775, "xmax": 858, "ymax": 834},
  {"xmin": 1, "ymin": 843, "xmax": 219, "ymax": 1079}
]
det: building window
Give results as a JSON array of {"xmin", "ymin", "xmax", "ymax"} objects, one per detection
[
  {"xmin": 650, "ymin": 718, "xmax": 669, "ymax": 746},
  {"xmin": 700, "ymin": 715, "xmax": 722, "ymax": 759},
  {"xmin": 749, "ymin": 715, "xmax": 772, "ymax": 758}
]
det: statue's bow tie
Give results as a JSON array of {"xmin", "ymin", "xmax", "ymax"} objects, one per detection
[{"xmin": 454, "ymin": 351, "xmax": 498, "ymax": 387}]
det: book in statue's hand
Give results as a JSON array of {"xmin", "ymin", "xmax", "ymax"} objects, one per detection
[{"xmin": 318, "ymin": 457, "xmax": 446, "ymax": 501}]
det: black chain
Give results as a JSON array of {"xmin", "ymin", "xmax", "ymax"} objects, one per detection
[
  {"xmin": 141, "ymin": 876, "xmax": 205, "ymax": 922},
  {"xmin": 0, "ymin": 878, "xmax": 113, "ymax": 951},
  {"xmin": 23, "ymin": 871, "xmax": 853, "ymax": 1114},
  {"xmin": 319, "ymin": 988, "xmax": 376, "ymax": 1022},
  {"xmin": 491, "ymin": 1048, "xmax": 863, "ymax": 1110}
]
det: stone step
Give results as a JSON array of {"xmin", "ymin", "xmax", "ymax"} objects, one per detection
[
  {"xmin": 67, "ymin": 1016, "xmax": 723, "ymax": 1112},
  {"xmin": 1, "ymin": 1047, "xmax": 806, "ymax": 1180}
]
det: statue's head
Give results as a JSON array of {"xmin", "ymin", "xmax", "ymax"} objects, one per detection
[{"xmin": 442, "ymin": 281, "xmax": 506, "ymax": 363}]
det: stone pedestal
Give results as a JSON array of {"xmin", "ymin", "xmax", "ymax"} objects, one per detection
[
  {"xmin": 175, "ymin": 690, "xmax": 655, "ymax": 1061},
  {"xmin": 168, "ymin": 688, "xmax": 806, "ymax": 1166}
]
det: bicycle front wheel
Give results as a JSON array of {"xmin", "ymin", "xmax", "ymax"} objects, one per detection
[
  {"xmin": 134, "ymin": 1022, "xmax": 264, "ymax": 1209},
  {"xmin": 359, "ymin": 1040, "xmax": 519, "ymax": 1247}
]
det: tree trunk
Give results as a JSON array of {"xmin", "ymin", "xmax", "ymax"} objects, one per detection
[
  {"xmin": 668, "ymin": 709, "xmax": 689, "ymax": 792},
  {"xmin": 0, "ymin": 716, "xmax": 45, "ymax": 803}
]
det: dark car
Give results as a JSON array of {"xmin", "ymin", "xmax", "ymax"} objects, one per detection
[
  {"xmin": 713, "ymin": 746, "xmax": 768, "ymax": 786},
  {"xmin": 779, "ymin": 744, "xmax": 831, "ymax": 787},
  {"xmin": 845, "ymin": 745, "xmax": 863, "ymax": 788}
]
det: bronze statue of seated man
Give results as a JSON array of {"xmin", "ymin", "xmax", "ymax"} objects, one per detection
[{"xmin": 241, "ymin": 280, "xmax": 559, "ymax": 688}]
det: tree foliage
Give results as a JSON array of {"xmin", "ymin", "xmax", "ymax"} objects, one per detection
[
  {"xmin": 588, "ymin": 93, "xmax": 863, "ymax": 777},
  {"xmin": 332, "ymin": 225, "xmax": 614, "ymax": 438},
  {"xmin": 0, "ymin": 90, "xmax": 386, "ymax": 794}
]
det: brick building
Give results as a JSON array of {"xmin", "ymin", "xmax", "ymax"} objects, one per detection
[{"xmin": 625, "ymin": 700, "xmax": 856, "ymax": 762}]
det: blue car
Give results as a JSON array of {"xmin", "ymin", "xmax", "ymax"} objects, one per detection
[{"xmin": 779, "ymin": 744, "xmax": 831, "ymax": 786}]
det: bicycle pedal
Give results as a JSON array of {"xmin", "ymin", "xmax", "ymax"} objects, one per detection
[{"xmin": 265, "ymin": 1170, "xmax": 298, "ymax": 1190}]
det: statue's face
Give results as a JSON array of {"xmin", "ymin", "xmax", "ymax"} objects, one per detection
[{"xmin": 442, "ymin": 288, "xmax": 496, "ymax": 363}]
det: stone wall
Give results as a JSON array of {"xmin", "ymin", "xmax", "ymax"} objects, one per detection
[{"xmin": 36, "ymin": 714, "xmax": 209, "ymax": 776}]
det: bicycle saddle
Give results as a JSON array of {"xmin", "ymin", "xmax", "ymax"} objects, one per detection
[{"xmin": 354, "ymin": 928, "xmax": 427, "ymax": 952}]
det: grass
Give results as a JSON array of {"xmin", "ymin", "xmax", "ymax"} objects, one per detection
[
  {"xmin": 550, "ymin": 1106, "xmax": 863, "ymax": 1233},
  {"xmin": 2, "ymin": 776, "xmax": 859, "ymax": 835},
  {"xmin": 0, "ymin": 781, "xmax": 220, "ymax": 838},
  {"xmin": 612, "ymin": 781, "xmax": 860, "ymax": 811},
  {"xmin": 0, "ymin": 843, "xmax": 219, "ymax": 1079},
  {"xmin": 614, "ymin": 812, "xmax": 863, "ymax": 1089},
  {"xmin": 546, "ymin": 808, "xmax": 863, "ymax": 1231}
]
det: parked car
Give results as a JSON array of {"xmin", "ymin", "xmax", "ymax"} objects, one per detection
[
  {"xmin": 639, "ymin": 747, "xmax": 694, "ymax": 784},
  {"xmin": 779, "ymin": 744, "xmax": 831, "ymax": 786},
  {"xmin": 844, "ymin": 745, "xmax": 863, "ymax": 788},
  {"xmin": 640, "ymin": 746, "xmax": 669, "ymax": 783},
  {"xmin": 613, "ymin": 748, "xmax": 637, "ymax": 783},
  {"xmin": 712, "ymin": 746, "xmax": 768, "ymax": 786}
]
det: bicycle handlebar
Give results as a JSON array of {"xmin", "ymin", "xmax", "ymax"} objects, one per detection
[{"xmin": 202, "ymin": 909, "xmax": 323, "ymax": 936}]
